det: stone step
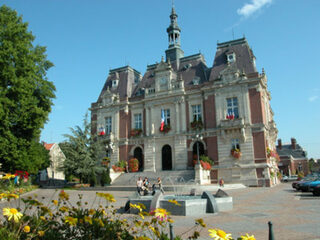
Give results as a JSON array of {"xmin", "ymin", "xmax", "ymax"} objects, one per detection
[{"xmin": 111, "ymin": 170, "xmax": 195, "ymax": 186}]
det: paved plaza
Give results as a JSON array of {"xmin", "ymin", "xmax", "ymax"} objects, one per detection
[{"xmin": 1, "ymin": 183, "xmax": 320, "ymax": 240}]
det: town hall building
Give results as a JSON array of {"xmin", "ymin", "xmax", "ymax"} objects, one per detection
[{"xmin": 90, "ymin": 7, "xmax": 279, "ymax": 187}]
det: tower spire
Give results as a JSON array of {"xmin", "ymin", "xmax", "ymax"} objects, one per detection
[{"xmin": 165, "ymin": 4, "xmax": 184, "ymax": 62}]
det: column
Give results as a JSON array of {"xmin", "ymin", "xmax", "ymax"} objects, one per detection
[
  {"xmin": 181, "ymin": 101, "xmax": 186, "ymax": 132},
  {"xmin": 175, "ymin": 102, "xmax": 180, "ymax": 133}
]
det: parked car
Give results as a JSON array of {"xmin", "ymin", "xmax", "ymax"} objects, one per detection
[
  {"xmin": 282, "ymin": 175, "xmax": 298, "ymax": 182},
  {"xmin": 298, "ymin": 179, "xmax": 320, "ymax": 192},
  {"xmin": 292, "ymin": 175, "xmax": 319, "ymax": 190},
  {"xmin": 312, "ymin": 184, "xmax": 320, "ymax": 196}
]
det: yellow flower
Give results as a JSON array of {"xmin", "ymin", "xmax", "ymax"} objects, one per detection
[
  {"xmin": 1, "ymin": 174, "xmax": 15, "ymax": 180},
  {"xmin": 40, "ymin": 216, "xmax": 46, "ymax": 221},
  {"xmin": 59, "ymin": 190, "xmax": 69, "ymax": 200},
  {"xmin": 3, "ymin": 208, "xmax": 23, "ymax": 223},
  {"xmin": 168, "ymin": 199, "xmax": 181, "ymax": 206},
  {"xmin": 195, "ymin": 218, "xmax": 206, "ymax": 227},
  {"xmin": 138, "ymin": 212, "xmax": 145, "ymax": 219},
  {"xmin": 167, "ymin": 218, "xmax": 174, "ymax": 223},
  {"xmin": 135, "ymin": 236, "xmax": 152, "ymax": 240},
  {"xmin": 240, "ymin": 233, "xmax": 256, "ymax": 240},
  {"xmin": 52, "ymin": 200, "xmax": 58, "ymax": 206},
  {"xmin": 94, "ymin": 218, "xmax": 104, "ymax": 227},
  {"xmin": 38, "ymin": 230, "xmax": 45, "ymax": 237},
  {"xmin": 59, "ymin": 206, "xmax": 69, "ymax": 213},
  {"xmin": 152, "ymin": 208, "xmax": 169, "ymax": 221},
  {"xmin": 84, "ymin": 216, "xmax": 93, "ymax": 225},
  {"xmin": 7, "ymin": 193, "xmax": 19, "ymax": 200},
  {"xmin": 208, "ymin": 229, "xmax": 232, "ymax": 240},
  {"xmin": 65, "ymin": 216, "xmax": 78, "ymax": 226},
  {"xmin": 96, "ymin": 192, "xmax": 116, "ymax": 202},
  {"xmin": 23, "ymin": 225, "xmax": 30, "ymax": 233},
  {"xmin": 130, "ymin": 203, "xmax": 142, "ymax": 212},
  {"xmin": 88, "ymin": 209, "xmax": 96, "ymax": 215}
]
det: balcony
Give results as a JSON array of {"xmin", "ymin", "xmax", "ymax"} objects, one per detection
[{"xmin": 219, "ymin": 118, "xmax": 244, "ymax": 129}]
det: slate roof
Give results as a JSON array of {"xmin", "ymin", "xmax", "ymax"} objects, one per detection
[
  {"xmin": 93, "ymin": 38, "xmax": 259, "ymax": 104},
  {"xmin": 209, "ymin": 38, "xmax": 257, "ymax": 81},
  {"xmin": 276, "ymin": 144, "xmax": 307, "ymax": 159},
  {"xmin": 97, "ymin": 66, "xmax": 142, "ymax": 102}
]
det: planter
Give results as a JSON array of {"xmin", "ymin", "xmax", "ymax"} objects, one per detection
[
  {"xmin": 128, "ymin": 158, "xmax": 139, "ymax": 172},
  {"xmin": 190, "ymin": 120, "xmax": 203, "ymax": 131},
  {"xmin": 159, "ymin": 124, "xmax": 171, "ymax": 133},
  {"xmin": 231, "ymin": 149, "xmax": 242, "ymax": 159},
  {"xmin": 112, "ymin": 165, "xmax": 125, "ymax": 172},
  {"xmin": 130, "ymin": 129, "xmax": 142, "ymax": 137}
]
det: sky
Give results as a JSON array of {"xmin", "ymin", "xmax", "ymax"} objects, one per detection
[{"xmin": 2, "ymin": 0, "xmax": 320, "ymax": 159}]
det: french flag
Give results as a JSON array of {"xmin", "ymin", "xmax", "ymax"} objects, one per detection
[
  {"xmin": 160, "ymin": 109, "xmax": 165, "ymax": 131},
  {"xmin": 98, "ymin": 126, "xmax": 105, "ymax": 136}
]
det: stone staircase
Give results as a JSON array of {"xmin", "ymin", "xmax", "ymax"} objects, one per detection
[{"xmin": 107, "ymin": 170, "xmax": 195, "ymax": 191}]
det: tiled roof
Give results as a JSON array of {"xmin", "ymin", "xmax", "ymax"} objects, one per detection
[
  {"xmin": 277, "ymin": 144, "xmax": 307, "ymax": 159},
  {"xmin": 44, "ymin": 143, "xmax": 54, "ymax": 151}
]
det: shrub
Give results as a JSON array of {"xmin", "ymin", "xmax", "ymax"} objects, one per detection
[
  {"xmin": 128, "ymin": 158, "xmax": 139, "ymax": 172},
  {"xmin": 100, "ymin": 169, "xmax": 111, "ymax": 186}
]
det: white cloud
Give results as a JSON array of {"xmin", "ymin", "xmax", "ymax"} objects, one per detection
[
  {"xmin": 308, "ymin": 96, "xmax": 319, "ymax": 102},
  {"xmin": 237, "ymin": 0, "xmax": 273, "ymax": 18}
]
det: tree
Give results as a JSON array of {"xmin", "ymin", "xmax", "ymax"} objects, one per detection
[
  {"xmin": 59, "ymin": 113, "xmax": 103, "ymax": 183},
  {"xmin": 0, "ymin": 6, "xmax": 55, "ymax": 174}
]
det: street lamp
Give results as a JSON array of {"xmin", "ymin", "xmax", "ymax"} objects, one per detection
[{"xmin": 194, "ymin": 134, "xmax": 203, "ymax": 165}]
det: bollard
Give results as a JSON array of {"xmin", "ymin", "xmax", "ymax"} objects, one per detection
[
  {"xmin": 268, "ymin": 221, "xmax": 275, "ymax": 240},
  {"xmin": 169, "ymin": 223, "xmax": 174, "ymax": 240}
]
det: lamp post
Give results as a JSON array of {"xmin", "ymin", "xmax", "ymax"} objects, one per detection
[{"xmin": 195, "ymin": 134, "xmax": 203, "ymax": 165}]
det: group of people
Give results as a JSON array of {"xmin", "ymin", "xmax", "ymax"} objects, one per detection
[{"xmin": 136, "ymin": 177, "xmax": 164, "ymax": 195}]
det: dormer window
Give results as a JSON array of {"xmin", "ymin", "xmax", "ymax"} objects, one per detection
[
  {"xmin": 134, "ymin": 76, "xmax": 140, "ymax": 84},
  {"xmin": 192, "ymin": 77, "xmax": 200, "ymax": 85},
  {"xmin": 227, "ymin": 53, "xmax": 236, "ymax": 63},
  {"xmin": 112, "ymin": 80, "xmax": 118, "ymax": 88}
]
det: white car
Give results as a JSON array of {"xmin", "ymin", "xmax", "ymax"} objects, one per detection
[{"xmin": 282, "ymin": 175, "xmax": 298, "ymax": 182}]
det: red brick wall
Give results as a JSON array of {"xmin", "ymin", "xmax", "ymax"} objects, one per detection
[
  {"xmin": 119, "ymin": 145, "xmax": 129, "ymax": 162},
  {"xmin": 119, "ymin": 110, "xmax": 131, "ymax": 139},
  {"xmin": 204, "ymin": 95, "xmax": 216, "ymax": 128},
  {"xmin": 206, "ymin": 136, "xmax": 219, "ymax": 164},
  {"xmin": 252, "ymin": 132, "xmax": 267, "ymax": 162},
  {"xmin": 292, "ymin": 159, "xmax": 309, "ymax": 175},
  {"xmin": 249, "ymin": 88, "xmax": 264, "ymax": 124}
]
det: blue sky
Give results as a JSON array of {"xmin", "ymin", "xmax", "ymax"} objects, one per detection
[{"xmin": 2, "ymin": 0, "xmax": 320, "ymax": 159}]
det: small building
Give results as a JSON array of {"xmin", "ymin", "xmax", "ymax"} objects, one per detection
[
  {"xmin": 41, "ymin": 143, "xmax": 66, "ymax": 181},
  {"xmin": 277, "ymin": 138, "xmax": 308, "ymax": 176}
]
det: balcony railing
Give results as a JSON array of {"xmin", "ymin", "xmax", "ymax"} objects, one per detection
[{"xmin": 219, "ymin": 118, "xmax": 244, "ymax": 129}]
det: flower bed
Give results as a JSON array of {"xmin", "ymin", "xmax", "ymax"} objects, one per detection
[
  {"xmin": 128, "ymin": 158, "xmax": 139, "ymax": 172},
  {"xmin": 0, "ymin": 190, "xmax": 257, "ymax": 240}
]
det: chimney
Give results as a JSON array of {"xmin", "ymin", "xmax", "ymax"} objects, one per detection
[
  {"xmin": 291, "ymin": 138, "xmax": 296, "ymax": 150},
  {"xmin": 277, "ymin": 139, "xmax": 282, "ymax": 149}
]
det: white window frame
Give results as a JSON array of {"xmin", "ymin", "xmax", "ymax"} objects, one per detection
[
  {"xmin": 105, "ymin": 117, "xmax": 112, "ymax": 134},
  {"xmin": 231, "ymin": 138, "xmax": 240, "ymax": 150},
  {"xmin": 192, "ymin": 105, "xmax": 202, "ymax": 121},
  {"xmin": 112, "ymin": 80, "xmax": 118, "ymax": 88},
  {"xmin": 134, "ymin": 113, "xmax": 142, "ymax": 129},
  {"xmin": 227, "ymin": 97, "xmax": 239, "ymax": 118},
  {"xmin": 163, "ymin": 109, "xmax": 170, "ymax": 125}
]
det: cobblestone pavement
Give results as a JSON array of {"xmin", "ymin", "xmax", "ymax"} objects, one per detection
[{"xmin": 1, "ymin": 183, "xmax": 319, "ymax": 240}]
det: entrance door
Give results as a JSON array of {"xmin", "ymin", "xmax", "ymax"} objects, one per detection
[
  {"xmin": 162, "ymin": 145, "xmax": 172, "ymax": 170},
  {"xmin": 134, "ymin": 147, "xmax": 144, "ymax": 171}
]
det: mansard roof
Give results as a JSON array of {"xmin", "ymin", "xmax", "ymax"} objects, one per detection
[
  {"xmin": 130, "ymin": 53, "xmax": 209, "ymax": 97},
  {"xmin": 277, "ymin": 144, "xmax": 307, "ymax": 159},
  {"xmin": 97, "ymin": 65, "xmax": 141, "ymax": 102},
  {"xmin": 209, "ymin": 37, "xmax": 257, "ymax": 81}
]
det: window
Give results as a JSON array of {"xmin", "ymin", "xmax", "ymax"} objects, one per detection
[
  {"xmin": 227, "ymin": 53, "xmax": 236, "ymax": 63},
  {"xmin": 227, "ymin": 97, "xmax": 239, "ymax": 118},
  {"xmin": 134, "ymin": 76, "xmax": 140, "ymax": 84},
  {"xmin": 112, "ymin": 80, "xmax": 118, "ymax": 88},
  {"xmin": 192, "ymin": 78, "xmax": 200, "ymax": 85},
  {"xmin": 162, "ymin": 109, "xmax": 170, "ymax": 125},
  {"xmin": 134, "ymin": 113, "xmax": 142, "ymax": 129},
  {"xmin": 192, "ymin": 105, "xmax": 202, "ymax": 121},
  {"xmin": 231, "ymin": 139, "xmax": 240, "ymax": 150},
  {"xmin": 105, "ymin": 117, "xmax": 112, "ymax": 134}
]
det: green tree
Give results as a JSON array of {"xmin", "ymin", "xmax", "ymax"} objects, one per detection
[
  {"xmin": 59, "ymin": 114, "xmax": 103, "ymax": 183},
  {"xmin": 0, "ymin": 6, "xmax": 55, "ymax": 174}
]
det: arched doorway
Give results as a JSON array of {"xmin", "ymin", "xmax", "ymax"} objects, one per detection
[
  {"xmin": 193, "ymin": 141, "xmax": 205, "ymax": 160},
  {"xmin": 162, "ymin": 145, "xmax": 172, "ymax": 170},
  {"xmin": 134, "ymin": 147, "xmax": 144, "ymax": 171}
]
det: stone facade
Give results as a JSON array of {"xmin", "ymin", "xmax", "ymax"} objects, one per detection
[
  {"xmin": 90, "ymin": 7, "xmax": 279, "ymax": 186},
  {"xmin": 43, "ymin": 143, "xmax": 66, "ymax": 180}
]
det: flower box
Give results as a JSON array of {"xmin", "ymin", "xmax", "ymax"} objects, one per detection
[
  {"xmin": 200, "ymin": 160, "xmax": 211, "ymax": 170},
  {"xmin": 190, "ymin": 120, "xmax": 203, "ymax": 131},
  {"xmin": 231, "ymin": 149, "xmax": 242, "ymax": 159},
  {"xmin": 159, "ymin": 124, "xmax": 171, "ymax": 133},
  {"xmin": 111, "ymin": 165, "xmax": 125, "ymax": 172},
  {"xmin": 130, "ymin": 128, "xmax": 142, "ymax": 137}
]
